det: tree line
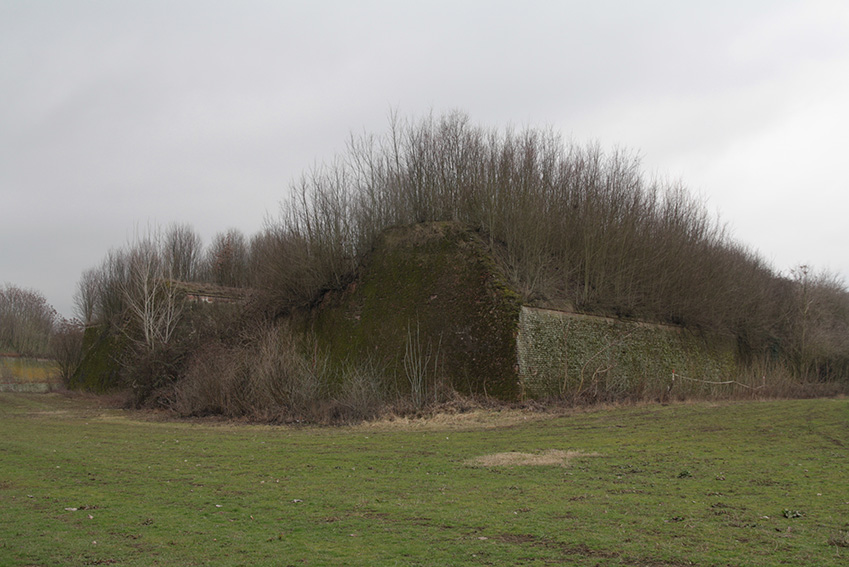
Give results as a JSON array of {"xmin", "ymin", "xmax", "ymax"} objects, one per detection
[
  {"xmin": 0, "ymin": 283, "xmax": 84, "ymax": 382},
  {"xmin": 0, "ymin": 283, "xmax": 56, "ymax": 357},
  {"xmin": 263, "ymin": 110, "xmax": 849, "ymax": 379},
  {"xmin": 69, "ymin": 111, "xmax": 849, "ymax": 413}
]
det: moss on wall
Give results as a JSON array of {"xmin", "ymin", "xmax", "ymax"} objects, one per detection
[
  {"xmin": 311, "ymin": 222, "xmax": 523, "ymax": 399},
  {"xmin": 68, "ymin": 325, "xmax": 124, "ymax": 392},
  {"xmin": 517, "ymin": 307, "xmax": 738, "ymax": 399},
  {"xmin": 310, "ymin": 223, "xmax": 740, "ymax": 402}
]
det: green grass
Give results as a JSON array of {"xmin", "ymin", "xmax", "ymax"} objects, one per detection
[{"xmin": 1, "ymin": 394, "xmax": 847, "ymax": 566}]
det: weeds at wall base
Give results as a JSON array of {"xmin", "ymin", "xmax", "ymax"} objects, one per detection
[{"xmin": 166, "ymin": 317, "xmax": 848, "ymax": 424}]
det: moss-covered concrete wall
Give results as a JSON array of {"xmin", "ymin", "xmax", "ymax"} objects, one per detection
[
  {"xmin": 312, "ymin": 223, "xmax": 740, "ymax": 402},
  {"xmin": 68, "ymin": 325, "xmax": 123, "ymax": 392},
  {"xmin": 517, "ymin": 307, "xmax": 738, "ymax": 399},
  {"xmin": 66, "ymin": 223, "xmax": 743, "ymax": 402},
  {"xmin": 311, "ymin": 222, "xmax": 523, "ymax": 399}
]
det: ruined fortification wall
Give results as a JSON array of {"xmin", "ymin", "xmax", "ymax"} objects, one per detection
[
  {"xmin": 314, "ymin": 222, "xmax": 740, "ymax": 402},
  {"xmin": 311, "ymin": 222, "xmax": 522, "ymax": 399},
  {"xmin": 517, "ymin": 307, "xmax": 738, "ymax": 399}
]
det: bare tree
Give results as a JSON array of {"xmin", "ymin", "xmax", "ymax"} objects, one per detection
[
  {"xmin": 73, "ymin": 268, "xmax": 100, "ymax": 325},
  {"xmin": 204, "ymin": 229, "xmax": 250, "ymax": 288},
  {"xmin": 163, "ymin": 223, "xmax": 203, "ymax": 282},
  {"xmin": 0, "ymin": 283, "xmax": 57, "ymax": 356},
  {"xmin": 120, "ymin": 235, "xmax": 183, "ymax": 353},
  {"xmin": 93, "ymin": 248, "xmax": 132, "ymax": 329},
  {"xmin": 51, "ymin": 317, "xmax": 84, "ymax": 383},
  {"xmin": 788, "ymin": 265, "xmax": 849, "ymax": 379}
]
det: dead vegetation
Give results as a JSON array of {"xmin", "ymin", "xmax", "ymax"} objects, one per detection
[{"xmin": 465, "ymin": 449, "xmax": 601, "ymax": 468}]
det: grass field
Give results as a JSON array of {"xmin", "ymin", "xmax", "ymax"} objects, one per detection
[{"xmin": 1, "ymin": 393, "xmax": 847, "ymax": 566}]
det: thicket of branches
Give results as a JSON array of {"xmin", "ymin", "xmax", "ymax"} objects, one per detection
[
  {"xmin": 74, "ymin": 112, "xmax": 849, "ymax": 408},
  {"xmin": 72, "ymin": 225, "xmax": 247, "ymax": 400},
  {"xmin": 255, "ymin": 113, "xmax": 839, "ymax": 358},
  {"xmin": 257, "ymin": 111, "xmax": 848, "ymax": 379},
  {"xmin": 0, "ymin": 283, "xmax": 84, "ymax": 383},
  {"xmin": 0, "ymin": 283, "xmax": 57, "ymax": 357}
]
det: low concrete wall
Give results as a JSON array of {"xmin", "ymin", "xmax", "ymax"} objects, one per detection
[{"xmin": 516, "ymin": 307, "xmax": 737, "ymax": 399}]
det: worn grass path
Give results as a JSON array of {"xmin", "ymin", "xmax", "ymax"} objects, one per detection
[{"xmin": 1, "ymin": 393, "xmax": 847, "ymax": 566}]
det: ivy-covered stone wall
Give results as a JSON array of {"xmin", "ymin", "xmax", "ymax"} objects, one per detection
[{"xmin": 517, "ymin": 307, "xmax": 738, "ymax": 399}]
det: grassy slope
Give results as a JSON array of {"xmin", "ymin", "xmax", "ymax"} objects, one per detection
[{"xmin": 0, "ymin": 394, "xmax": 847, "ymax": 566}]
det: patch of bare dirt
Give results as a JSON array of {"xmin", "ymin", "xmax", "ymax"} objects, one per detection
[{"xmin": 465, "ymin": 449, "xmax": 600, "ymax": 467}]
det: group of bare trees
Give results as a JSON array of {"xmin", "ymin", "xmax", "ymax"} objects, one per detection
[
  {"xmin": 261, "ymin": 111, "xmax": 849, "ymax": 379},
  {"xmin": 0, "ymin": 283, "xmax": 57, "ymax": 357},
  {"xmin": 71, "ymin": 224, "xmax": 253, "ymax": 398},
  {"xmin": 0, "ymin": 283, "xmax": 84, "ymax": 383},
  {"xmin": 787, "ymin": 266, "xmax": 849, "ymax": 379},
  {"xmin": 72, "ymin": 111, "xmax": 849, "ymax": 406},
  {"xmin": 76, "ymin": 224, "xmax": 253, "ymax": 327}
]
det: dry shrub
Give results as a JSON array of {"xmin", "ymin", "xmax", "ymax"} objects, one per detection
[
  {"xmin": 721, "ymin": 357, "xmax": 849, "ymax": 400},
  {"xmin": 173, "ymin": 322, "xmax": 320, "ymax": 420},
  {"xmin": 171, "ymin": 341, "xmax": 233, "ymax": 416},
  {"xmin": 172, "ymin": 321, "xmax": 393, "ymax": 423},
  {"xmin": 51, "ymin": 318, "xmax": 84, "ymax": 385},
  {"xmin": 333, "ymin": 359, "xmax": 392, "ymax": 422}
]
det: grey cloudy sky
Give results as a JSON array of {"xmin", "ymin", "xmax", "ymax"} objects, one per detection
[{"xmin": 2, "ymin": 0, "xmax": 848, "ymax": 318}]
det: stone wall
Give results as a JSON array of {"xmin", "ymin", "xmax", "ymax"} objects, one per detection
[
  {"xmin": 517, "ymin": 307, "xmax": 737, "ymax": 399},
  {"xmin": 312, "ymin": 223, "xmax": 741, "ymax": 402}
]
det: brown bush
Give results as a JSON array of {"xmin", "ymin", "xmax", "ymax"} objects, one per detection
[
  {"xmin": 171, "ymin": 321, "xmax": 393, "ymax": 423},
  {"xmin": 51, "ymin": 318, "xmax": 84, "ymax": 384}
]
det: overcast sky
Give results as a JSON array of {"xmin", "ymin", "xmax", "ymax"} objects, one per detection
[{"xmin": 2, "ymin": 0, "xmax": 848, "ymax": 318}]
